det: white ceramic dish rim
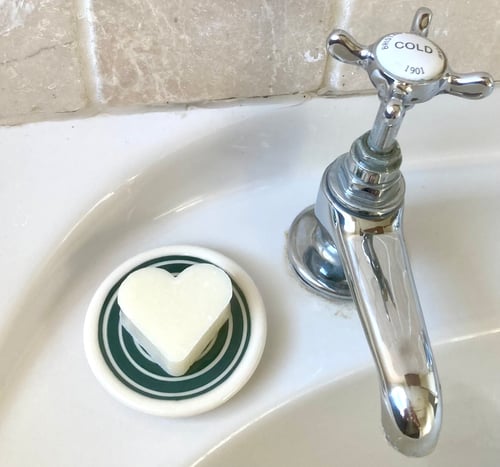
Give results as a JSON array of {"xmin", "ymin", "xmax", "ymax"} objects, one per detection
[{"xmin": 83, "ymin": 245, "xmax": 267, "ymax": 417}]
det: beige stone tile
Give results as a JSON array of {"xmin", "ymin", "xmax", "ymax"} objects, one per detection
[
  {"xmin": 323, "ymin": 0, "xmax": 500, "ymax": 94},
  {"xmin": 88, "ymin": 0, "xmax": 338, "ymax": 106},
  {"xmin": 0, "ymin": 1, "xmax": 86, "ymax": 125}
]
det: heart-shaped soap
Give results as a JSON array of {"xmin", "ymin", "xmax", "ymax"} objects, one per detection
[{"xmin": 117, "ymin": 264, "xmax": 232, "ymax": 376}]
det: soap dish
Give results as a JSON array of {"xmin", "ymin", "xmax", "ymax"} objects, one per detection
[{"xmin": 84, "ymin": 246, "xmax": 266, "ymax": 417}]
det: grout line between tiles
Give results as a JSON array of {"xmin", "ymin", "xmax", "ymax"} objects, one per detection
[{"xmin": 73, "ymin": 0, "xmax": 102, "ymax": 106}]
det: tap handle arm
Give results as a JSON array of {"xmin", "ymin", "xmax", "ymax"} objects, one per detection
[
  {"xmin": 445, "ymin": 71, "xmax": 495, "ymax": 99},
  {"xmin": 326, "ymin": 30, "xmax": 373, "ymax": 67},
  {"xmin": 410, "ymin": 7, "xmax": 432, "ymax": 37}
]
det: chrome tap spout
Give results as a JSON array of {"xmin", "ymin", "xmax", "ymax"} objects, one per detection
[
  {"xmin": 289, "ymin": 134, "xmax": 441, "ymax": 456},
  {"xmin": 315, "ymin": 155, "xmax": 441, "ymax": 455}
]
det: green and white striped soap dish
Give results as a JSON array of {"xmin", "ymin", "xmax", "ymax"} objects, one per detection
[{"xmin": 84, "ymin": 246, "xmax": 266, "ymax": 417}]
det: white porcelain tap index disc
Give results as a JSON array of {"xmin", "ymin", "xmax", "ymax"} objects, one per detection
[{"xmin": 375, "ymin": 33, "xmax": 446, "ymax": 82}]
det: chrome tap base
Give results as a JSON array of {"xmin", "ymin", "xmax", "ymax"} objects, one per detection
[{"xmin": 288, "ymin": 206, "xmax": 350, "ymax": 299}]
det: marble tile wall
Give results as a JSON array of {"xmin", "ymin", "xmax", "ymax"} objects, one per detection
[
  {"xmin": 0, "ymin": 0, "xmax": 86, "ymax": 125},
  {"xmin": 88, "ymin": 0, "xmax": 335, "ymax": 106},
  {"xmin": 1, "ymin": 0, "xmax": 499, "ymax": 124}
]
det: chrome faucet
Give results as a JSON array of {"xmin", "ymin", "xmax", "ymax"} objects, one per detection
[{"xmin": 287, "ymin": 8, "xmax": 494, "ymax": 457}]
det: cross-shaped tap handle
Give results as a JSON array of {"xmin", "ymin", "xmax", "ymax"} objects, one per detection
[{"xmin": 327, "ymin": 7, "xmax": 494, "ymax": 152}]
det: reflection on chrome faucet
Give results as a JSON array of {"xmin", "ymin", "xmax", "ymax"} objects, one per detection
[
  {"xmin": 360, "ymin": 234, "xmax": 395, "ymax": 310},
  {"xmin": 287, "ymin": 7, "xmax": 493, "ymax": 457}
]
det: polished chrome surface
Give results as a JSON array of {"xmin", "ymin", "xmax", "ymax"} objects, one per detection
[
  {"xmin": 288, "ymin": 7, "xmax": 494, "ymax": 458},
  {"xmin": 315, "ymin": 183, "xmax": 441, "ymax": 456},
  {"xmin": 289, "ymin": 134, "xmax": 442, "ymax": 456},
  {"xmin": 287, "ymin": 206, "xmax": 350, "ymax": 299},
  {"xmin": 410, "ymin": 7, "xmax": 432, "ymax": 37}
]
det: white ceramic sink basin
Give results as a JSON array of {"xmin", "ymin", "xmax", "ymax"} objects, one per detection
[
  {"xmin": 1, "ymin": 92, "xmax": 499, "ymax": 466},
  {"xmin": 196, "ymin": 332, "xmax": 500, "ymax": 466}
]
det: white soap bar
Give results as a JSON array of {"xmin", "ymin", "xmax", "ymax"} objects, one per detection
[{"xmin": 117, "ymin": 264, "xmax": 232, "ymax": 377}]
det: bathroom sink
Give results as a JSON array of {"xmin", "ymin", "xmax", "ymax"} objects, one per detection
[
  {"xmin": 195, "ymin": 331, "xmax": 500, "ymax": 467},
  {"xmin": 0, "ymin": 92, "xmax": 499, "ymax": 466}
]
